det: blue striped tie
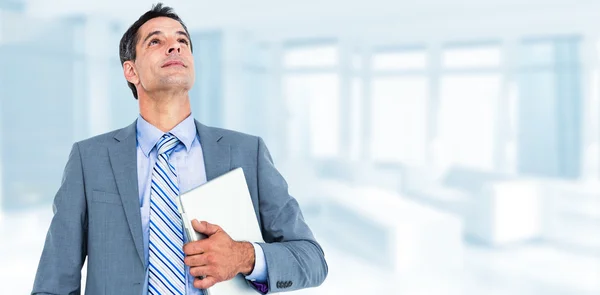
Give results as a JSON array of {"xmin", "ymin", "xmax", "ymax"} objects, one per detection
[{"xmin": 148, "ymin": 133, "xmax": 185, "ymax": 295}]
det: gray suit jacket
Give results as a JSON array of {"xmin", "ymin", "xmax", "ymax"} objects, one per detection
[{"xmin": 32, "ymin": 120, "xmax": 328, "ymax": 295}]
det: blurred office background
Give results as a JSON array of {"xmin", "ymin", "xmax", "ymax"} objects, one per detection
[{"xmin": 1, "ymin": 0, "xmax": 599, "ymax": 294}]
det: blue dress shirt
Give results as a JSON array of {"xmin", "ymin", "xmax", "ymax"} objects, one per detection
[{"xmin": 136, "ymin": 114, "xmax": 267, "ymax": 294}]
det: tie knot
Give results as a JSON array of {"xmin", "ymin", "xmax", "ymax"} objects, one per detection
[{"xmin": 156, "ymin": 133, "xmax": 180, "ymax": 156}]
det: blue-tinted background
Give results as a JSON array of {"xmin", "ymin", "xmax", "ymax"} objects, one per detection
[{"xmin": 1, "ymin": 0, "xmax": 599, "ymax": 294}]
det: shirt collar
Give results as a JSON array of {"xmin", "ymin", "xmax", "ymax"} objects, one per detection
[{"xmin": 136, "ymin": 114, "xmax": 197, "ymax": 157}]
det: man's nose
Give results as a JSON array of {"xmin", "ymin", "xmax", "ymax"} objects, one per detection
[{"xmin": 167, "ymin": 40, "xmax": 181, "ymax": 54}]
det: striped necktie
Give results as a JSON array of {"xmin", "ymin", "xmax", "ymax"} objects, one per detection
[{"xmin": 148, "ymin": 133, "xmax": 185, "ymax": 295}]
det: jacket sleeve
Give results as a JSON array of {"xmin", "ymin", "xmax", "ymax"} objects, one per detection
[
  {"xmin": 32, "ymin": 143, "xmax": 88, "ymax": 295},
  {"xmin": 253, "ymin": 137, "xmax": 328, "ymax": 293}
]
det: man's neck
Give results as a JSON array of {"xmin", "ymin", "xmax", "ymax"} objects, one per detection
[{"xmin": 139, "ymin": 92, "xmax": 192, "ymax": 132}]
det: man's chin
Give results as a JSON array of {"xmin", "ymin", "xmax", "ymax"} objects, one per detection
[{"xmin": 158, "ymin": 77, "xmax": 193, "ymax": 87}]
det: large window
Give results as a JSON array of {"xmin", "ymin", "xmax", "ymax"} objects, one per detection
[
  {"xmin": 370, "ymin": 48, "xmax": 428, "ymax": 165},
  {"xmin": 284, "ymin": 45, "xmax": 337, "ymax": 68},
  {"xmin": 282, "ymin": 42, "xmax": 340, "ymax": 159},
  {"xmin": 437, "ymin": 43, "xmax": 502, "ymax": 170}
]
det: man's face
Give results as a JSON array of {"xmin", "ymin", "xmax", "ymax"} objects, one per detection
[{"xmin": 124, "ymin": 17, "xmax": 195, "ymax": 97}]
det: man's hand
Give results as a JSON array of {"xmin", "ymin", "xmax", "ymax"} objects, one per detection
[{"xmin": 183, "ymin": 219, "xmax": 256, "ymax": 289}]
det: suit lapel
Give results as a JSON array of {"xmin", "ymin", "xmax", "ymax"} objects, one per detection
[
  {"xmin": 196, "ymin": 120, "xmax": 231, "ymax": 181},
  {"xmin": 108, "ymin": 121, "xmax": 145, "ymax": 266}
]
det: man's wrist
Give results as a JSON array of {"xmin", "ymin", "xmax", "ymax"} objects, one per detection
[{"xmin": 237, "ymin": 241, "xmax": 255, "ymax": 276}]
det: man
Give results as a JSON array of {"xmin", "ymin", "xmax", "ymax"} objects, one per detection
[{"xmin": 32, "ymin": 3, "xmax": 328, "ymax": 295}]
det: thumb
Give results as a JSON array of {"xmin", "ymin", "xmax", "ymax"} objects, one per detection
[{"xmin": 191, "ymin": 219, "xmax": 221, "ymax": 236}]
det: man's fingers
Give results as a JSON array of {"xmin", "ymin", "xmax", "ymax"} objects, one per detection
[
  {"xmin": 193, "ymin": 275, "xmax": 218, "ymax": 289},
  {"xmin": 184, "ymin": 252, "xmax": 213, "ymax": 267},
  {"xmin": 191, "ymin": 219, "xmax": 221, "ymax": 236},
  {"xmin": 183, "ymin": 240, "xmax": 206, "ymax": 256},
  {"xmin": 189, "ymin": 265, "xmax": 213, "ymax": 278}
]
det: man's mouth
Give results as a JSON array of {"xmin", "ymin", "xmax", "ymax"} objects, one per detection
[{"xmin": 162, "ymin": 60, "xmax": 186, "ymax": 68}]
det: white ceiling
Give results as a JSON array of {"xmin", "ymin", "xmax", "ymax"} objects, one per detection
[
  {"xmin": 23, "ymin": 0, "xmax": 595, "ymax": 28},
  {"xmin": 21, "ymin": 0, "xmax": 599, "ymax": 41}
]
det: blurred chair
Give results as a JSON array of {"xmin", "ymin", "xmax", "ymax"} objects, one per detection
[
  {"xmin": 539, "ymin": 179, "xmax": 600, "ymax": 256},
  {"xmin": 314, "ymin": 179, "xmax": 464, "ymax": 277},
  {"xmin": 466, "ymin": 179, "xmax": 542, "ymax": 245},
  {"xmin": 401, "ymin": 165, "xmax": 544, "ymax": 245}
]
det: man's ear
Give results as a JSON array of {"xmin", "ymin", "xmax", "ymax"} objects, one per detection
[{"xmin": 123, "ymin": 61, "xmax": 139, "ymax": 85}]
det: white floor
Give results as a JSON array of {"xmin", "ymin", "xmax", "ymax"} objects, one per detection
[{"xmin": 1, "ymin": 207, "xmax": 599, "ymax": 295}]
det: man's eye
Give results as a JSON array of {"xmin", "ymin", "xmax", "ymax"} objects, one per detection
[
  {"xmin": 149, "ymin": 39, "xmax": 160, "ymax": 46},
  {"xmin": 179, "ymin": 39, "xmax": 189, "ymax": 45}
]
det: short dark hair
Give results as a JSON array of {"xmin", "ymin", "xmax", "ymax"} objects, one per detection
[{"xmin": 119, "ymin": 3, "xmax": 194, "ymax": 99}]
